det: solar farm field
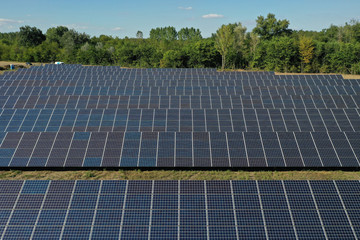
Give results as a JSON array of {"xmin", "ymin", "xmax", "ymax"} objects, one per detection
[
  {"xmin": 0, "ymin": 65, "xmax": 360, "ymax": 239},
  {"xmin": 0, "ymin": 65, "xmax": 359, "ymax": 169}
]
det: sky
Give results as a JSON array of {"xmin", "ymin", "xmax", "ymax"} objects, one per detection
[{"xmin": 1, "ymin": 0, "xmax": 360, "ymax": 38}]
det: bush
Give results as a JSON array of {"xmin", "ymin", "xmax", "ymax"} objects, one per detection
[
  {"xmin": 351, "ymin": 63, "xmax": 360, "ymax": 75},
  {"xmin": 160, "ymin": 50, "xmax": 184, "ymax": 68}
]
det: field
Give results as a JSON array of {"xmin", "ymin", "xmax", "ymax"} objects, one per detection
[
  {"xmin": 1, "ymin": 170, "xmax": 359, "ymax": 180},
  {"xmin": 275, "ymin": 72, "xmax": 360, "ymax": 79},
  {"xmin": 342, "ymin": 74, "xmax": 360, "ymax": 79},
  {"xmin": 0, "ymin": 61, "xmax": 44, "ymax": 75}
]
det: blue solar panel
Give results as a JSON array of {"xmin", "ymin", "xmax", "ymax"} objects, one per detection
[
  {"xmin": 0, "ymin": 65, "xmax": 359, "ymax": 169},
  {"xmin": 0, "ymin": 180, "xmax": 359, "ymax": 239}
]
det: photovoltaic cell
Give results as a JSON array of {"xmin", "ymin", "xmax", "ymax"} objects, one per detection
[{"xmin": 0, "ymin": 180, "xmax": 358, "ymax": 239}]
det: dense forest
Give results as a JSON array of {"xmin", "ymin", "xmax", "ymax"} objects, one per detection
[{"xmin": 0, "ymin": 13, "xmax": 360, "ymax": 74}]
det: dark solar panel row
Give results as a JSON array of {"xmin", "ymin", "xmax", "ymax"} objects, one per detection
[
  {"xmin": 0, "ymin": 131, "xmax": 358, "ymax": 167},
  {"xmin": 1, "ymin": 95, "xmax": 359, "ymax": 109},
  {"xmin": 0, "ymin": 180, "xmax": 359, "ymax": 239},
  {"xmin": 2, "ymin": 77, "xmax": 358, "ymax": 86},
  {"xmin": 0, "ymin": 108, "xmax": 359, "ymax": 132},
  {"xmin": 1, "ymin": 86, "xmax": 359, "ymax": 96},
  {"xmin": 1, "ymin": 66, "xmax": 355, "ymax": 86}
]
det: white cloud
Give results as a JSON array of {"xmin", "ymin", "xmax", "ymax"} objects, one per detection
[
  {"xmin": 0, "ymin": 18, "xmax": 24, "ymax": 26},
  {"xmin": 202, "ymin": 14, "xmax": 224, "ymax": 19},
  {"xmin": 178, "ymin": 6, "xmax": 192, "ymax": 10},
  {"xmin": 65, "ymin": 24, "xmax": 89, "ymax": 30},
  {"xmin": 112, "ymin": 27, "xmax": 123, "ymax": 31}
]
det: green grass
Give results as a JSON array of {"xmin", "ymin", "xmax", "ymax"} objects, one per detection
[{"xmin": 0, "ymin": 170, "xmax": 359, "ymax": 180}]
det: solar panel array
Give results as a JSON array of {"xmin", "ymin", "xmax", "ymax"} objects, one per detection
[
  {"xmin": 0, "ymin": 65, "xmax": 359, "ymax": 168},
  {"xmin": 0, "ymin": 180, "xmax": 359, "ymax": 239}
]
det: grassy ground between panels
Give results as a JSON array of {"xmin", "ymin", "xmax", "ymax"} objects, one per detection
[
  {"xmin": 275, "ymin": 72, "xmax": 360, "ymax": 79},
  {"xmin": 0, "ymin": 170, "xmax": 359, "ymax": 180},
  {"xmin": 341, "ymin": 74, "xmax": 360, "ymax": 79},
  {"xmin": 0, "ymin": 61, "xmax": 44, "ymax": 75}
]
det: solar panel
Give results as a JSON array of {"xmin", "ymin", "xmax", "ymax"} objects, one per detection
[
  {"xmin": 0, "ymin": 180, "xmax": 359, "ymax": 239},
  {"xmin": 0, "ymin": 65, "xmax": 359, "ymax": 169}
]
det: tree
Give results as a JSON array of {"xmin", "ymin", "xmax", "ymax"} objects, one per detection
[
  {"xmin": 249, "ymin": 32, "xmax": 260, "ymax": 58},
  {"xmin": 136, "ymin": 31, "xmax": 143, "ymax": 39},
  {"xmin": 46, "ymin": 26, "xmax": 69, "ymax": 44},
  {"xmin": 178, "ymin": 27, "xmax": 202, "ymax": 41},
  {"xmin": 253, "ymin": 13, "xmax": 291, "ymax": 40},
  {"xmin": 133, "ymin": 43, "xmax": 161, "ymax": 67},
  {"xmin": 149, "ymin": 27, "xmax": 177, "ymax": 41},
  {"xmin": 299, "ymin": 36, "xmax": 315, "ymax": 72},
  {"xmin": 108, "ymin": 46, "xmax": 116, "ymax": 64},
  {"xmin": 59, "ymin": 30, "xmax": 90, "ymax": 62},
  {"xmin": 18, "ymin": 26, "xmax": 46, "ymax": 47},
  {"xmin": 264, "ymin": 36, "xmax": 298, "ymax": 72},
  {"xmin": 77, "ymin": 42, "xmax": 96, "ymax": 64},
  {"xmin": 33, "ymin": 41, "xmax": 60, "ymax": 62},
  {"xmin": 323, "ymin": 41, "xmax": 360, "ymax": 74},
  {"xmin": 160, "ymin": 50, "xmax": 183, "ymax": 68},
  {"xmin": 349, "ymin": 19, "xmax": 360, "ymax": 42},
  {"xmin": 61, "ymin": 30, "xmax": 89, "ymax": 47},
  {"xmin": 1, "ymin": 18, "xmax": 360, "ymax": 73},
  {"xmin": 183, "ymin": 39, "xmax": 220, "ymax": 68},
  {"xmin": 215, "ymin": 24, "xmax": 234, "ymax": 70},
  {"xmin": 230, "ymin": 23, "xmax": 247, "ymax": 68},
  {"xmin": 0, "ymin": 42, "xmax": 11, "ymax": 60},
  {"xmin": 234, "ymin": 24, "xmax": 247, "ymax": 46},
  {"xmin": 0, "ymin": 32, "xmax": 18, "ymax": 45},
  {"xmin": 59, "ymin": 29, "xmax": 90, "ymax": 51}
]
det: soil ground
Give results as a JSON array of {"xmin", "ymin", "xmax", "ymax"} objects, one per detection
[
  {"xmin": 0, "ymin": 61, "xmax": 44, "ymax": 75},
  {"xmin": 275, "ymin": 72, "xmax": 360, "ymax": 79},
  {"xmin": 0, "ymin": 170, "xmax": 359, "ymax": 180}
]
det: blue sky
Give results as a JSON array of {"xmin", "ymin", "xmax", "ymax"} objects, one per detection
[{"xmin": 1, "ymin": 0, "xmax": 360, "ymax": 38}]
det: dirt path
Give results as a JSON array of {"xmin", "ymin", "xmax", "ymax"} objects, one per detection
[{"xmin": 1, "ymin": 170, "xmax": 359, "ymax": 180}]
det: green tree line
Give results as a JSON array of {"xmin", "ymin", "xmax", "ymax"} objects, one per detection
[{"xmin": 1, "ymin": 13, "xmax": 360, "ymax": 74}]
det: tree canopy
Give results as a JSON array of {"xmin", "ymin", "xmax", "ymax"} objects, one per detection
[
  {"xmin": 253, "ymin": 13, "xmax": 292, "ymax": 40},
  {"xmin": 178, "ymin": 27, "xmax": 202, "ymax": 41},
  {"xmin": 19, "ymin": 26, "xmax": 46, "ymax": 47},
  {"xmin": 136, "ymin": 31, "xmax": 143, "ymax": 39},
  {"xmin": 215, "ymin": 24, "xmax": 234, "ymax": 71},
  {"xmin": 149, "ymin": 27, "xmax": 178, "ymax": 41},
  {"xmin": 0, "ymin": 14, "xmax": 360, "ymax": 74},
  {"xmin": 46, "ymin": 26, "xmax": 69, "ymax": 44}
]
